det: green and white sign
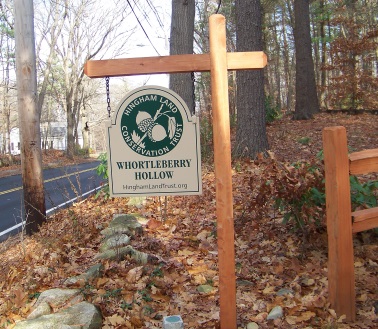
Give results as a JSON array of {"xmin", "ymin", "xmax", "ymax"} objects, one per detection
[{"xmin": 107, "ymin": 85, "xmax": 202, "ymax": 196}]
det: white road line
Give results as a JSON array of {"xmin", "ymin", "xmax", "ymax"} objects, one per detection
[
  {"xmin": 0, "ymin": 167, "xmax": 96, "ymax": 196},
  {"xmin": 0, "ymin": 187, "xmax": 99, "ymax": 237}
]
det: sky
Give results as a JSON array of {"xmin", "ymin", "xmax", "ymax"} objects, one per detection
[{"xmin": 121, "ymin": 1, "xmax": 171, "ymax": 88}]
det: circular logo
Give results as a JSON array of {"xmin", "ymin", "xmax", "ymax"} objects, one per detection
[{"xmin": 120, "ymin": 89, "xmax": 184, "ymax": 157}]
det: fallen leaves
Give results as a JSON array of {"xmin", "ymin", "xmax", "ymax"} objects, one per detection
[{"xmin": 0, "ymin": 113, "xmax": 377, "ymax": 328}]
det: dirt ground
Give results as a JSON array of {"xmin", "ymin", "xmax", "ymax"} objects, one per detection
[{"xmin": 266, "ymin": 112, "xmax": 378, "ymax": 162}]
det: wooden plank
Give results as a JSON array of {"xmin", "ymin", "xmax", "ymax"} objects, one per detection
[
  {"xmin": 84, "ymin": 52, "xmax": 267, "ymax": 78},
  {"xmin": 227, "ymin": 51, "xmax": 267, "ymax": 70},
  {"xmin": 353, "ymin": 216, "xmax": 378, "ymax": 233},
  {"xmin": 209, "ymin": 14, "xmax": 237, "ymax": 329},
  {"xmin": 352, "ymin": 207, "xmax": 378, "ymax": 222},
  {"xmin": 349, "ymin": 148, "xmax": 378, "ymax": 175},
  {"xmin": 323, "ymin": 126, "xmax": 356, "ymax": 321},
  {"xmin": 352, "ymin": 207, "xmax": 378, "ymax": 233}
]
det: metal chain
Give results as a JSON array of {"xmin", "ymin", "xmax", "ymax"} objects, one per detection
[
  {"xmin": 191, "ymin": 71, "xmax": 196, "ymax": 114},
  {"xmin": 215, "ymin": 0, "xmax": 222, "ymax": 14},
  {"xmin": 105, "ymin": 76, "xmax": 111, "ymax": 118}
]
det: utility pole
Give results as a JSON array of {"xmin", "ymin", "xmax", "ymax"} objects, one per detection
[{"xmin": 14, "ymin": 0, "xmax": 46, "ymax": 234}]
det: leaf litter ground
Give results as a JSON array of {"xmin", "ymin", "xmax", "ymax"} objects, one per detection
[{"xmin": 0, "ymin": 112, "xmax": 377, "ymax": 328}]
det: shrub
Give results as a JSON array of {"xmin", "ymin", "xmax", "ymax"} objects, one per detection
[
  {"xmin": 350, "ymin": 176, "xmax": 378, "ymax": 210},
  {"xmin": 265, "ymin": 95, "xmax": 281, "ymax": 123},
  {"xmin": 95, "ymin": 153, "xmax": 110, "ymax": 200},
  {"xmin": 243, "ymin": 153, "xmax": 377, "ymax": 233}
]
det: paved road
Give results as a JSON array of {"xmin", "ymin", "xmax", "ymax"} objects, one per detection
[{"xmin": 0, "ymin": 162, "xmax": 104, "ymax": 241}]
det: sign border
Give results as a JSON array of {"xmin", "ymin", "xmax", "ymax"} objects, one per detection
[{"xmin": 106, "ymin": 85, "xmax": 202, "ymax": 197}]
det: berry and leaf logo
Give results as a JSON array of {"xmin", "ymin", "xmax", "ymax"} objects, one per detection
[{"xmin": 120, "ymin": 94, "xmax": 184, "ymax": 157}]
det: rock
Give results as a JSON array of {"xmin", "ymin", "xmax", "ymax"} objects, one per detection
[
  {"xmin": 85, "ymin": 263, "xmax": 103, "ymax": 279},
  {"xmin": 100, "ymin": 223, "xmax": 130, "ymax": 236},
  {"xmin": 254, "ymin": 312, "xmax": 268, "ymax": 322},
  {"xmin": 267, "ymin": 306, "xmax": 283, "ymax": 320},
  {"xmin": 301, "ymin": 277, "xmax": 315, "ymax": 286},
  {"xmin": 19, "ymin": 288, "xmax": 102, "ymax": 328},
  {"xmin": 95, "ymin": 245, "xmax": 155, "ymax": 264},
  {"xmin": 34, "ymin": 289, "xmax": 81, "ymax": 309},
  {"xmin": 111, "ymin": 214, "xmax": 142, "ymax": 227},
  {"xmin": 14, "ymin": 301, "xmax": 102, "ymax": 329},
  {"xmin": 27, "ymin": 301, "xmax": 51, "ymax": 320},
  {"xmin": 276, "ymin": 288, "xmax": 294, "ymax": 296},
  {"xmin": 95, "ymin": 245, "xmax": 134, "ymax": 261},
  {"xmin": 197, "ymin": 285, "xmax": 214, "ymax": 294},
  {"xmin": 64, "ymin": 263, "xmax": 103, "ymax": 286},
  {"xmin": 246, "ymin": 323, "xmax": 259, "ymax": 329},
  {"xmin": 99, "ymin": 233, "xmax": 130, "ymax": 252},
  {"xmin": 100, "ymin": 214, "xmax": 143, "ymax": 237},
  {"xmin": 95, "ymin": 214, "xmax": 159, "ymax": 264}
]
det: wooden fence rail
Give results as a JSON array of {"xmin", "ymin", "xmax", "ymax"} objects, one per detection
[{"xmin": 322, "ymin": 126, "xmax": 378, "ymax": 322}]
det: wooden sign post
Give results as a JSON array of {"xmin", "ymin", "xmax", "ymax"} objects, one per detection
[{"xmin": 85, "ymin": 14, "xmax": 267, "ymax": 329}]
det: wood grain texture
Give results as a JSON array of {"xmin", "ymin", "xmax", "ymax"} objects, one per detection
[
  {"xmin": 210, "ymin": 14, "xmax": 237, "ymax": 329},
  {"xmin": 323, "ymin": 126, "xmax": 356, "ymax": 321},
  {"xmin": 84, "ymin": 52, "xmax": 267, "ymax": 78},
  {"xmin": 352, "ymin": 208, "xmax": 378, "ymax": 233},
  {"xmin": 349, "ymin": 148, "xmax": 378, "ymax": 175}
]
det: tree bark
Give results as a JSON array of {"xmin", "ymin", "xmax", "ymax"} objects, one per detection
[
  {"xmin": 319, "ymin": 0, "xmax": 327, "ymax": 109},
  {"xmin": 235, "ymin": 0, "xmax": 269, "ymax": 158},
  {"xmin": 14, "ymin": 0, "xmax": 46, "ymax": 235},
  {"xmin": 169, "ymin": 0, "xmax": 195, "ymax": 113},
  {"xmin": 293, "ymin": 0, "xmax": 319, "ymax": 120},
  {"xmin": 281, "ymin": 4, "xmax": 295, "ymax": 112}
]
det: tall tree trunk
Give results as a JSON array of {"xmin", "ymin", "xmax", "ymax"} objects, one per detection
[
  {"xmin": 281, "ymin": 3, "xmax": 294, "ymax": 112},
  {"xmin": 319, "ymin": 0, "xmax": 327, "ymax": 109},
  {"xmin": 293, "ymin": 0, "xmax": 319, "ymax": 120},
  {"xmin": 272, "ymin": 9, "xmax": 282, "ymax": 110},
  {"xmin": 82, "ymin": 115, "xmax": 89, "ymax": 154},
  {"xmin": 169, "ymin": 0, "xmax": 195, "ymax": 113},
  {"xmin": 14, "ymin": 0, "xmax": 46, "ymax": 235},
  {"xmin": 1, "ymin": 32, "xmax": 14, "ymax": 160},
  {"xmin": 65, "ymin": 86, "xmax": 75, "ymax": 158},
  {"xmin": 235, "ymin": 0, "xmax": 269, "ymax": 158}
]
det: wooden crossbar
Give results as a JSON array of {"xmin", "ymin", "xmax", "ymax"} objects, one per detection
[
  {"xmin": 84, "ymin": 51, "xmax": 267, "ymax": 78},
  {"xmin": 349, "ymin": 148, "xmax": 378, "ymax": 175},
  {"xmin": 352, "ymin": 208, "xmax": 378, "ymax": 233},
  {"xmin": 323, "ymin": 126, "xmax": 378, "ymax": 322}
]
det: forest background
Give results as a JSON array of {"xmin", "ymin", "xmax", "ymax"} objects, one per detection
[{"xmin": 1, "ymin": 0, "xmax": 377, "ymax": 160}]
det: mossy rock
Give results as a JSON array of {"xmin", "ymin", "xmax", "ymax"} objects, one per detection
[
  {"xmin": 99, "ymin": 234, "xmax": 130, "ymax": 252},
  {"xmin": 101, "ymin": 214, "xmax": 143, "ymax": 237}
]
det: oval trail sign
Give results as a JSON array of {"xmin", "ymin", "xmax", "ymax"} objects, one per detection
[{"xmin": 107, "ymin": 86, "xmax": 202, "ymax": 196}]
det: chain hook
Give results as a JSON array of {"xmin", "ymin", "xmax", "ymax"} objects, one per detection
[{"xmin": 105, "ymin": 76, "xmax": 111, "ymax": 118}]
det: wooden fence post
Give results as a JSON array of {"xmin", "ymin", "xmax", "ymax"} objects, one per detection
[
  {"xmin": 323, "ymin": 126, "xmax": 356, "ymax": 321},
  {"xmin": 209, "ymin": 14, "xmax": 237, "ymax": 329}
]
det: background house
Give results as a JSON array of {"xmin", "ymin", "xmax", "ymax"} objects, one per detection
[{"xmin": 3, "ymin": 122, "xmax": 83, "ymax": 156}]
